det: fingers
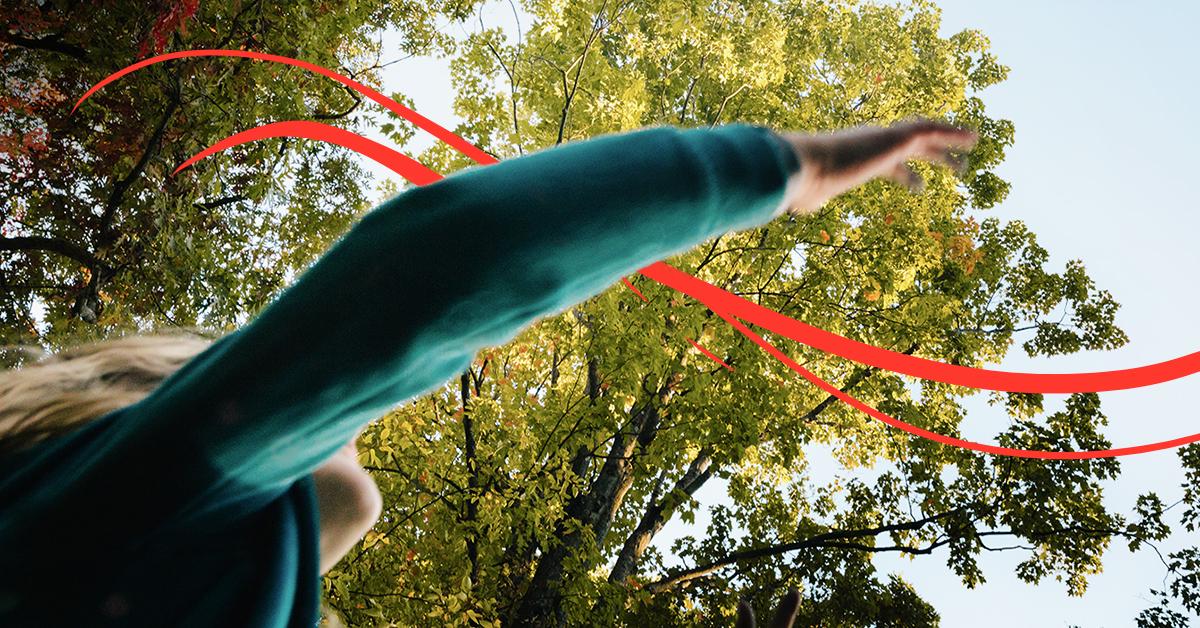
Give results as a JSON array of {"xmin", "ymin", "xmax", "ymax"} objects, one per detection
[
  {"xmin": 889, "ymin": 162, "xmax": 924, "ymax": 193},
  {"xmin": 910, "ymin": 136, "xmax": 972, "ymax": 175},
  {"xmin": 886, "ymin": 148, "xmax": 966, "ymax": 192},
  {"xmin": 767, "ymin": 589, "xmax": 801, "ymax": 628},
  {"xmin": 731, "ymin": 590, "xmax": 801, "ymax": 628},
  {"xmin": 778, "ymin": 118, "xmax": 976, "ymax": 210},
  {"xmin": 895, "ymin": 118, "xmax": 979, "ymax": 150},
  {"xmin": 885, "ymin": 119, "xmax": 976, "ymax": 192},
  {"xmin": 944, "ymin": 148, "xmax": 970, "ymax": 175},
  {"xmin": 905, "ymin": 121, "xmax": 976, "ymax": 172},
  {"xmin": 735, "ymin": 599, "xmax": 756, "ymax": 628}
]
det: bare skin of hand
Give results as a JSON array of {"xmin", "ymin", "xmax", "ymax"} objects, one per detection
[
  {"xmin": 779, "ymin": 118, "xmax": 979, "ymax": 215},
  {"xmin": 735, "ymin": 589, "xmax": 802, "ymax": 628}
]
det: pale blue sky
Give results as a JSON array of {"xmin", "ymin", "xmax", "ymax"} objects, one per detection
[
  {"xmin": 366, "ymin": 2, "xmax": 1200, "ymax": 624},
  {"xmin": 878, "ymin": 2, "xmax": 1200, "ymax": 625}
]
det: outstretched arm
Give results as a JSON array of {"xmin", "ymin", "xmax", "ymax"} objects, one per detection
[
  {"xmin": 146, "ymin": 125, "xmax": 794, "ymax": 494},
  {"xmin": 101, "ymin": 120, "xmax": 973, "ymax": 525}
]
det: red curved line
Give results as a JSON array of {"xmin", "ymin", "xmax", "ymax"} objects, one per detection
[
  {"xmin": 712, "ymin": 309, "xmax": 1200, "ymax": 459},
  {"xmin": 183, "ymin": 119, "xmax": 1200, "ymax": 458},
  {"xmin": 174, "ymin": 120, "xmax": 442, "ymax": 185},
  {"xmin": 638, "ymin": 262, "xmax": 1200, "ymax": 394},
  {"xmin": 71, "ymin": 49, "xmax": 497, "ymax": 166},
  {"xmin": 686, "ymin": 337, "xmax": 734, "ymax": 372},
  {"xmin": 621, "ymin": 277, "xmax": 648, "ymax": 302},
  {"xmin": 88, "ymin": 50, "xmax": 1200, "ymax": 457}
]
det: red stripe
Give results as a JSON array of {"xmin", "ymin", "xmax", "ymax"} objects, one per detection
[
  {"xmin": 686, "ymin": 337, "xmax": 734, "ymax": 372},
  {"xmin": 640, "ymin": 261, "xmax": 1200, "ymax": 394},
  {"xmin": 80, "ymin": 49, "xmax": 1200, "ymax": 459},
  {"xmin": 173, "ymin": 120, "xmax": 442, "ymax": 185},
  {"xmin": 621, "ymin": 277, "xmax": 648, "ymax": 302},
  {"xmin": 712, "ymin": 309, "xmax": 1200, "ymax": 459},
  {"xmin": 72, "ymin": 49, "xmax": 497, "ymax": 165}
]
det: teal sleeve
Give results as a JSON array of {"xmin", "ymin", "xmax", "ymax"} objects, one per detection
[{"xmin": 118, "ymin": 123, "xmax": 800, "ymax": 503}]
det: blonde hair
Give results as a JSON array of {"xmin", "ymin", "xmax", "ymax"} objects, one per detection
[{"xmin": 0, "ymin": 332, "xmax": 215, "ymax": 457}]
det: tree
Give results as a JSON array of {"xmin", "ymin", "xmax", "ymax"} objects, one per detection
[
  {"xmin": 320, "ymin": 0, "xmax": 1192, "ymax": 626},
  {"xmin": 1134, "ymin": 443, "xmax": 1200, "ymax": 627},
  {"xmin": 0, "ymin": 0, "xmax": 481, "ymax": 359},
  {"xmin": 6, "ymin": 1, "xmax": 1194, "ymax": 626}
]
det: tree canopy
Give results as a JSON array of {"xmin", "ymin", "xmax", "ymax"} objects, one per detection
[
  {"xmin": 0, "ymin": 0, "xmax": 480, "ymax": 354},
  {"xmin": 4, "ymin": 1, "xmax": 1200, "ymax": 626}
]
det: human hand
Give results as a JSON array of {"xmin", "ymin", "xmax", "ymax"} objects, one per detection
[
  {"xmin": 734, "ymin": 588, "xmax": 801, "ymax": 628},
  {"xmin": 778, "ymin": 118, "xmax": 978, "ymax": 215}
]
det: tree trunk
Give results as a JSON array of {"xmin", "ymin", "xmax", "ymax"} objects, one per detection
[
  {"xmin": 511, "ymin": 371, "xmax": 680, "ymax": 627},
  {"xmin": 607, "ymin": 448, "xmax": 714, "ymax": 585},
  {"xmin": 461, "ymin": 369, "xmax": 481, "ymax": 584}
]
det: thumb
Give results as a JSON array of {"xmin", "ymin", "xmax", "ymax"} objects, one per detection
[
  {"xmin": 888, "ymin": 161, "xmax": 924, "ymax": 193},
  {"xmin": 735, "ymin": 599, "xmax": 756, "ymax": 628}
]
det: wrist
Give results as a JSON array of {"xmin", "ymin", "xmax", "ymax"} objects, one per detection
[{"xmin": 774, "ymin": 132, "xmax": 826, "ymax": 216}]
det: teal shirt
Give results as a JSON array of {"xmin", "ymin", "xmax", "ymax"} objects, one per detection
[{"xmin": 0, "ymin": 124, "xmax": 799, "ymax": 626}]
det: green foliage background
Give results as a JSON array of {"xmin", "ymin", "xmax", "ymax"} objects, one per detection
[{"xmin": 3, "ymin": 1, "xmax": 1200, "ymax": 626}]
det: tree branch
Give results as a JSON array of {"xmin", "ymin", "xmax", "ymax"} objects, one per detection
[
  {"xmin": 313, "ymin": 84, "xmax": 364, "ymax": 120},
  {"xmin": 0, "ymin": 236, "xmax": 102, "ymax": 269},
  {"xmin": 97, "ymin": 78, "xmax": 182, "ymax": 247},
  {"xmin": 460, "ymin": 368, "xmax": 481, "ymax": 584},
  {"xmin": 194, "ymin": 195, "xmax": 248, "ymax": 211},
  {"xmin": 0, "ymin": 32, "xmax": 88, "ymax": 60},
  {"xmin": 514, "ymin": 365, "xmax": 681, "ymax": 625},
  {"xmin": 648, "ymin": 507, "xmax": 968, "ymax": 592},
  {"xmin": 709, "ymin": 84, "xmax": 748, "ymax": 127},
  {"xmin": 555, "ymin": 0, "xmax": 610, "ymax": 144},
  {"xmin": 608, "ymin": 447, "xmax": 714, "ymax": 584}
]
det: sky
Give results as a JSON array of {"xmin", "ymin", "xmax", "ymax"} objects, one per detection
[
  {"xmin": 365, "ymin": 1, "xmax": 1200, "ymax": 624},
  {"xmin": 873, "ymin": 2, "xmax": 1200, "ymax": 625}
]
